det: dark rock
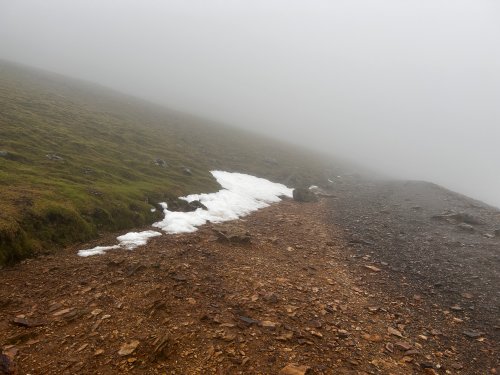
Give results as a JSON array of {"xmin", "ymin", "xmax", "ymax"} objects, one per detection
[
  {"xmin": 0, "ymin": 150, "xmax": 8, "ymax": 157},
  {"xmin": 463, "ymin": 330, "xmax": 484, "ymax": 338},
  {"xmin": 152, "ymin": 158, "xmax": 168, "ymax": 168},
  {"xmin": 420, "ymin": 362, "xmax": 434, "ymax": 369},
  {"xmin": 12, "ymin": 316, "xmax": 44, "ymax": 328},
  {"xmin": 238, "ymin": 316, "xmax": 260, "ymax": 325},
  {"xmin": 263, "ymin": 293, "xmax": 279, "ymax": 304},
  {"xmin": 494, "ymin": 229, "xmax": 500, "ymax": 237},
  {"xmin": 0, "ymin": 353, "xmax": 16, "ymax": 375},
  {"xmin": 168, "ymin": 198, "xmax": 206, "ymax": 212},
  {"xmin": 293, "ymin": 188, "xmax": 318, "ymax": 203},
  {"xmin": 213, "ymin": 226, "xmax": 251, "ymax": 244},
  {"xmin": 337, "ymin": 329, "xmax": 349, "ymax": 338},
  {"xmin": 188, "ymin": 200, "xmax": 206, "ymax": 211},
  {"xmin": 394, "ymin": 341, "xmax": 412, "ymax": 351}
]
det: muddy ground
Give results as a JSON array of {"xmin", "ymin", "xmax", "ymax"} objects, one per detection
[{"xmin": 0, "ymin": 180, "xmax": 498, "ymax": 374}]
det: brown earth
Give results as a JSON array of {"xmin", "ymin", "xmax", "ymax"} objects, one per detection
[{"xmin": 0, "ymin": 196, "xmax": 498, "ymax": 374}]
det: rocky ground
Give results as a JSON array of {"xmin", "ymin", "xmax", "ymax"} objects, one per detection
[{"xmin": 0, "ymin": 182, "xmax": 498, "ymax": 374}]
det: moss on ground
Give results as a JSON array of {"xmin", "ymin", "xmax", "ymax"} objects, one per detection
[{"xmin": 0, "ymin": 61, "xmax": 338, "ymax": 265}]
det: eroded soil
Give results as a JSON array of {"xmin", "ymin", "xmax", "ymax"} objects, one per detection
[{"xmin": 0, "ymin": 193, "xmax": 498, "ymax": 374}]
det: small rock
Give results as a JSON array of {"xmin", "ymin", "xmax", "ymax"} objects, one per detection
[
  {"xmin": 279, "ymin": 364, "xmax": 311, "ymax": 375},
  {"xmin": 292, "ymin": 188, "xmax": 318, "ymax": 203},
  {"xmin": 463, "ymin": 330, "xmax": 484, "ymax": 338},
  {"xmin": 52, "ymin": 308, "xmax": 73, "ymax": 317},
  {"xmin": 387, "ymin": 327, "xmax": 403, "ymax": 338},
  {"xmin": 394, "ymin": 341, "xmax": 412, "ymax": 351},
  {"xmin": 337, "ymin": 329, "xmax": 349, "ymax": 338},
  {"xmin": 239, "ymin": 316, "xmax": 260, "ymax": 326},
  {"xmin": 420, "ymin": 361, "xmax": 434, "ymax": 369},
  {"xmin": 0, "ymin": 151, "xmax": 8, "ymax": 157},
  {"xmin": 451, "ymin": 363, "xmax": 463, "ymax": 370},
  {"xmin": 364, "ymin": 265, "xmax": 381, "ymax": 272},
  {"xmin": 181, "ymin": 167, "xmax": 192, "ymax": 176},
  {"xmin": 90, "ymin": 309, "xmax": 102, "ymax": 317},
  {"xmin": 0, "ymin": 352, "xmax": 16, "ymax": 375},
  {"xmin": 152, "ymin": 158, "xmax": 168, "ymax": 167},
  {"xmin": 118, "ymin": 340, "xmax": 140, "ymax": 356},
  {"xmin": 46, "ymin": 153, "xmax": 64, "ymax": 161},
  {"xmin": 404, "ymin": 349, "xmax": 420, "ymax": 356},
  {"xmin": 310, "ymin": 330, "xmax": 323, "ymax": 338},
  {"xmin": 277, "ymin": 332, "xmax": 293, "ymax": 341},
  {"xmin": 263, "ymin": 293, "xmax": 279, "ymax": 304},
  {"xmin": 12, "ymin": 316, "xmax": 43, "ymax": 327},
  {"xmin": 260, "ymin": 320, "xmax": 278, "ymax": 329},
  {"xmin": 494, "ymin": 229, "xmax": 500, "ymax": 237},
  {"xmin": 362, "ymin": 334, "xmax": 383, "ymax": 342}
]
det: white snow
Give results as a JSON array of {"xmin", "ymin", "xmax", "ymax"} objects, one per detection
[
  {"xmin": 153, "ymin": 171, "xmax": 293, "ymax": 234},
  {"xmin": 116, "ymin": 231, "xmax": 162, "ymax": 250},
  {"xmin": 78, "ymin": 245, "xmax": 120, "ymax": 257},
  {"xmin": 78, "ymin": 171, "xmax": 292, "ymax": 256},
  {"xmin": 78, "ymin": 230, "xmax": 161, "ymax": 257}
]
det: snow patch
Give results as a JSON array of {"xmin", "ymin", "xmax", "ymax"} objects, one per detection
[
  {"xmin": 78, "ymin": 245, "xmax": 120, "ymax": 257},
  {"xmin": 116, "ymin": 231, "xmax": 162, "ymax": 250},
  {"xmin": 78, "ymin": 230, "xmax": 161, "ymax": 257},
  {"xmin": 78, "ymin": 171, "xmax": 292, "ymax": 256},
  {"xmin": 153, "ymin": 171, "xmax": 292, "ymax": 234}
]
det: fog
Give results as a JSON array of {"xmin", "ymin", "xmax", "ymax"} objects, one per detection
[{"xmin": 1, "ymin": 0, "xmax": 499, "ymax": 207}]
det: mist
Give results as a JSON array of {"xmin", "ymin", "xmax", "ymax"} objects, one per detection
[{"xmin": 1, "ymin": 0, "xmax": 499, "ymax": 207}]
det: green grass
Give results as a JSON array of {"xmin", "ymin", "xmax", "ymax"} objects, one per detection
[{"xmin": 0, "ymin": 60, "xmax": 337, "ymax": 265}]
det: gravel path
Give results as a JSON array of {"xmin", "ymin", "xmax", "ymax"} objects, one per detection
[{"xmin": 0, "ymin": 193, "xmax": 498, "ymax": 374}]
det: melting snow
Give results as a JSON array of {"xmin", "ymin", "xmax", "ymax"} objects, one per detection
[
  {"xmin": 77, "ymin": 231, "xmax": 161, "ymax": 257},
  {"xmin": 154, "ymin": 171, "xmax": 292, "ymax": 234},
  {"xmin": 78, "ymin": 171, "xmax": 292, "ymax": 256},
  {"xmin": 116, "ymin": 231, "xmax": 162, "ymax": 249},
  {"xmin": 78, "ymin": 245, "xmax": 120, "ymax": 257}
]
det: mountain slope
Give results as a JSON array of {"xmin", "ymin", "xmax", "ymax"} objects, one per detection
[{"xmin": 0, "ymin": 61, "xmax": 337, "ymax": 265}]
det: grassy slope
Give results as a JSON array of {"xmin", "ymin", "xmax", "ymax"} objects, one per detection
[{"xmin": 0, "ymin": 61, "xmax": 338, "ymax": 265}]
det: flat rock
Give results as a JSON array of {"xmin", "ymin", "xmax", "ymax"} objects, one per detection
[
  {"xmin": 279, "ymin": 364, "xmax": 311, "ymax": 375},
  {"xmin": 463, "ymin": 330, "xmax": 484, "ymax": 338},
  {"xmin": 52, "ymin": 308, "xmax": 73, "ymax": 317},
  {"xmin": 364, "ymin": 265, "xmax": 381, "ymax": 272},
  {"xmin": 387, "ymin": 327, "xmax": 403, "ymax": 338},
  {"xmin": 118, "ymin": 340, "xmax": 140, "ymax": 356}
]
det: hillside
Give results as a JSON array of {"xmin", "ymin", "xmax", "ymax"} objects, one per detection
[{"xmin": 0, "ymin": 61, "xmax": 337, "ymax": 265}]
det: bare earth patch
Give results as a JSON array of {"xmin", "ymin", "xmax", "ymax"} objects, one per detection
[{"xmin": 0, "ymin": 198, "xmax": 497, "ymax": 374}]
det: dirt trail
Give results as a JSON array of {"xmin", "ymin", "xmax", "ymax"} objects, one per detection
[{"xmin": 0, "ymin": 198, "xmax": 497, "ymax": 374}]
